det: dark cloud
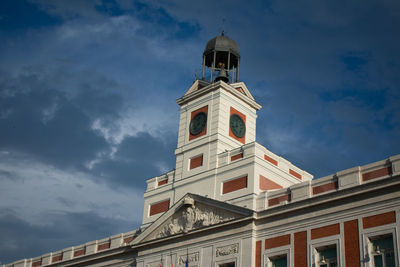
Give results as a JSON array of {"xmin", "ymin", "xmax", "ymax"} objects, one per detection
[
  {"xmin": 92, "ymin": 131, "xmax": 176, "ymax": 189},
  {"xmin": 0, "ymin": 68, "xmax": 122, "ymax": 170},
  {"xmin": 0, "ymin": 208, "xmax": 133, "ymax": 265}
]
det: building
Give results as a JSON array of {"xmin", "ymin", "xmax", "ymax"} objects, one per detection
[{"xmin": 4, "ymin": 34, "xmax": 400, "ymax": 267}]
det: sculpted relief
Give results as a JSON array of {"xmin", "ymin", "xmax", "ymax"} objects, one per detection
[
  {"xmin": 216, "ymin": 243, "xmax": 239, "ymax": 257},
  {"xmin": 156, "ymin": 197, "xmax": 236, "ymax": 238}
]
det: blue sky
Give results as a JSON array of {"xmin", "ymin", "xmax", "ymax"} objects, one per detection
[{"xmin": 0, "ymin": 0, "xmax": 399, "ymax": 264}]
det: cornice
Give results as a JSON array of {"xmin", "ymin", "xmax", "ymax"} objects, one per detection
[{"xmin": 176, "ymin": 81, "xmax": 262, "ymax": 110}]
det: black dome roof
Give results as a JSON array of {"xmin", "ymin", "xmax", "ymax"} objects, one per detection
[{"xmin": 203, "ymin": 34, "xmax": 240, "ymax": 57}]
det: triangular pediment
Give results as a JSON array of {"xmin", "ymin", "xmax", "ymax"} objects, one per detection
[
  {"xmin": 229, "ymin": 82, "xmax": 255, "ymax": 100},
  {"xmin": 184, "ymin": 79, "xmax": 211, "ymax": 96},
  {"xmin": 178, "ymin": 80, "xmax": 261, "ymax": 110},
  {"xmin": 132, "ymin": 194, "xmax": 253, "ymax": 245},
  {"xmin": 183, "ymin": 80, "xmax": 254, "ymax": 100}
]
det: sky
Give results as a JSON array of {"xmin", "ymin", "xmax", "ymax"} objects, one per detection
[{"xmin": 0, "ymin": 0, "xmax": 399, "ymax": 264}]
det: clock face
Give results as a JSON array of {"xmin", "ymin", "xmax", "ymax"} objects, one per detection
[
  {"xmin": 189, "ymin": 112, "xmax": 207, "ymax": 136},
  {"xmin": 230, "ymin": 114, "xmax": 246, "ymax": 138}
]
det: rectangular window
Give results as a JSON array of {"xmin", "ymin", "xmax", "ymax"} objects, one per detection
[
  {"xmin": 316, "ymin": 245, "xmax": 337, "ymax": 267},
  {"xmin": 219, "ymin": 262, "xmax": 235, "ymax": 267},
  {"xmin": 368, "ymin": 234, "xmax": 395, "ymax": 267},
  {"xmin": 266, "ymin": 254, "xmax": 288, "ymax": 267},
  {"xmin": 311, "ymin": 239, "xmax": 340, "ymax": 267}
]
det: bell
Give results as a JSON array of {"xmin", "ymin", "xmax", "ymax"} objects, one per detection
[{"xmin": 215, "ymin": 68, "xmax": 229, "ymax": 83}]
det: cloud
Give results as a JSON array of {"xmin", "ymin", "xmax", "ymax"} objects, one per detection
[
  {"xmin": 89, "ymin": 131, "xmax": 176, "ymax": 188},
  {"xmin": 0, "ymin": 68, "xmax": 119, "ymax": 170},
  {"xmin": 0, "ymin": 152, "xmax": 143, "ymax": 224},
  {"xmin": 0, "ymin": 151, "xmax": 143, "ymax": 264},
  {"xmin": 1, "ymin": 0, "xmax": 400, "ymax": 264},
  {"xmin": 0, "ymin": 208, "xmax": 132, "ymax": 265}
]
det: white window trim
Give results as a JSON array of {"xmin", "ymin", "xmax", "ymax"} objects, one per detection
[
  {"xmin": 309, "ymin": 237, "xmax": 340, "ymax": 267},
  {"xmin": 214, "ymin": 257, "xmax": 237, "ymax": 267},
  {"xmin": 361, "ymin": 227, "xmax": 398, "ymax": 267},
  {"xmin": 263, "ymin": 247, "xmax": 291, "ymax": 267}
]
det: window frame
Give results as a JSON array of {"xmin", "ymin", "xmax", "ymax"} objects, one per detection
[
  {"xmin": 263, "ymin": 247, "xmax": 290, "ymax": 267},
  {"xmin": 214, "ymin": 257, "xmax": 237, "ymax": 267},
  {"xmin": 309, "ymin": 238, "xmax": 340, "ymax": 267},
  {"xmin": 361, "ymin": 227, "xmax": 398, "ymax": 267}
]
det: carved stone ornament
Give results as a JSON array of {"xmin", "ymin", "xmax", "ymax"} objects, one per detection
[
  {"xmin": 156, "ymin": 202, "xmax": 236, "ymax": 238},
  {"xmin": 178, "ymin": 252, "xmax": 199, "ymax": 265},
  {"xmin": 216, "ymin": 243, "xmax": 239, "ymax": 257}
]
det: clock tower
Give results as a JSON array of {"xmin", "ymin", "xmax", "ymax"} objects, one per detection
[{"xmin": 142, "ymin": 33, "xmax": 312, "ymax": 227}]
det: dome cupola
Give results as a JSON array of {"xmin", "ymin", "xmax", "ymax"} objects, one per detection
[{"xmin": 201, "ymin": 31, "xmax": 240, "ymax": 83}]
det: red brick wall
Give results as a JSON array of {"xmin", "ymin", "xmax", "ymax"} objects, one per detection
[
  {"xmin": 229, "ymin": 107, "xmax": 246, "ymax": 144},
  {"xmin": 157, "ymin": 179, "xmax": 168, "ymax": 186},
  {"xmin": 98, "ymin": 242, "xmax": 110, "ymax": 251},
  {"xmin": 362, "ymin": 211, "xmax": 396, "ymax": 229},
  {"xmin": 74, "ymin": 248, "xmax": 85, "ymax": 257},
  {"xmin": 289, "ymin": 169, "xmax": 302, "ymax": 180},
  {"xmin": 294, "ymin": 231, "xmax": 307, "ymax": 267},
  {"xmin": 190, "ymin": 154, "xmax": 203, "ymax": 169},
  {"xmin": 312, "ymin": 181, "xmax": 338, "ymax": 195},
  {"xmin": 362, "ymin": 166, "xmax": 392, "ymax": 182},
  {"xmin": 222, "ymin": 176, "xmax": 247, "ymax": 194},
  {"xmin": 231, "ymin": 153, "xmax": 243, "ymax": 161},
  {"xmin": 311, "ymin": 223, "xmax": 340, "ymax": 239},
  {"xmin": 259, "ymin": 175, "xmax": 283, "ymax": 191},
  {"xmin": 255, "ymin": 240, "xmax": 261, "ymax": 267},
  {"xmin": 268, "ymin": 194, "xmax": 291, "ymax": 206},
  {"xmin": 189, "ymin": 106, "xmax": 208, "ymax": 141},
  {"xmin": 264, "ymin": 154, "xmax": 278, "ymax": 166},
  {"xmin": 265, "ymin": 234, "xmax": 290, "ymax": 249},
  {"xmin": 123, "ymin": 236, "xmax": 134, "ymax": 243},
  {"xmin": 52, "ymin": 255, "xmax": 63, "ymax": 262},
  {"xmin": 149, "ymin": 199, "xmax": 170, "ymax": 216},
  {"xmin": 344, "ymin": 220, "xmax": 360, "ymax": 267}
]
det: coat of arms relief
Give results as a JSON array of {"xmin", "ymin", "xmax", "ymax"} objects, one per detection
[{"xmin": 155, "ymin": 197, "xmax": 237, "ymax": 238}]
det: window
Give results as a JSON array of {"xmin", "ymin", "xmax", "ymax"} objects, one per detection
[
  {"xmin": 266, "ymin": 254, "xmax": 287, "ymax": 267},
  {"xmin": 219, "ymin": 262, "xmax": 235, "ymax": 267},
  {"xmin": 368, "ymin": 234, "xmax": 395, "ymax": 267},
  {"xmin": 312, "ymin": 244, "xmax": 338, "ymax": 267}
]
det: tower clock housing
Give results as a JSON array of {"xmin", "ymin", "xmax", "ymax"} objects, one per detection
[{"xmin": 141, "ymin": 33, "xmax": 312, "ymax": 227}]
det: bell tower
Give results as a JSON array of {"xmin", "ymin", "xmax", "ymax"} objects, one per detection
[
  {"xmin": 173, "ymin": 33, "xmax": 261, "ymax": 182},
  {"xmin": 202, "ymin": 31, "xmax": 240, "ymax": 83},
  {"xmin": 141, "ymin": 33, "xmax": 312, "ymax": 228}
]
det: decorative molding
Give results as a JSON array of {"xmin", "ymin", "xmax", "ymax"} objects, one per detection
[
  {"xmin": 178, "ymin": 252, "xmax": 199, "ymax": 265},
  {"xmin": 156, "ymin": 198, "xmax": 235, "ymax": 238},
  {"xmin": 216, "ymin": 243, "xmax": 239, "ymax": 257}
]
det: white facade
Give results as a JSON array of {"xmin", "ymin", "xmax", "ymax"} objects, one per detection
[{"xmin": 142, "ymin": 80, "xmax": 312, "ymax": 227}]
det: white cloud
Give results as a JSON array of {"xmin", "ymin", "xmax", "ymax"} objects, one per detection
[
  {"xmin": 92, "ymin": 103, "xmax": 178, "ymax": 145},
  {"xmin": 0, "ymin": 152, "xmax": 143, "ymax": 227}
]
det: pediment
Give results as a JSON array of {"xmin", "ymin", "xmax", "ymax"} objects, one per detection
[
  {"xmin": 229, "ymin": 82, "xmax": 255, "ymax": 100},
  {"xmin": 132, "ymin": 194, "xmax": 253, "ymax": 244},
  {"xmin": 178, "ymin": 80, "xmax": 261, "ymax": 110},
  {"xmin": 184, "ymin": 79, "xmax": 211, "ymax": 96}
]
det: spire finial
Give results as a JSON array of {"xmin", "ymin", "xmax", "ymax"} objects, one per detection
[{"xmin": 221, "ymin": 18, "xmax": 225, "ymax": 36}]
